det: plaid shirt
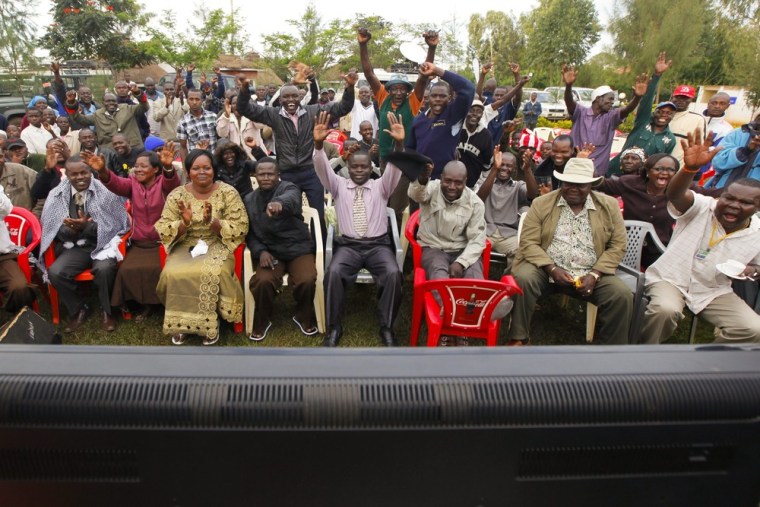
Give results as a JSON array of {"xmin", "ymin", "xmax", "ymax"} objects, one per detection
[{"xmin": 176, "ymin": 110, "xmax": 218, "ymax": 151}]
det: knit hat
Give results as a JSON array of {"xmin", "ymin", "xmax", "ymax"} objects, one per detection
[
  {"xmin": 144, "ymin": 136, "xmax": 165, "ymax": 151},
  {"xmin": 620, "ymin": 147, "xmax": 646, "ymax": 161}
]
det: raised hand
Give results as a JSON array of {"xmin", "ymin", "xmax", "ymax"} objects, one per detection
[
  {"xmin": 419, "ymin": 62, "xmax": 440, "ymax": 77},
  {"xmin": 632, "ymin": 73, "xmax": 649, "ymax": 97},
  {"xmin": 682, "ymin": 128, "xmax": 721, "ymax": 169},
  {"xmin": 521, "ymin": 149, "xmax": 534, "ymax": 171},
  {"xmin": 357, "ymin": 27, "xmax": 371, "ymax": 44},
  {"xmin": 51, "ymin": 62, "xmax": 61, "ymax": 74},
  {"xmin": 223, "ymin": 98, "xmax": 232, "ymax": 117},
  {"xmin": 313, "ymin": 111, "xmax": 331, "ymax": 143},
  {"xmin": 187, "ymin": 63, "xmax": 196, "ymax": 72},
  {"xmin": 342, "ymin": 143, "xmax": 360, "ymax": 161},
  {"xmin": 654, "ymin": 51, "xmax": 672, "ymax": 76},
  {"xmin": 369, "ymin": 143, "xmax": 379, "ymax": 157},
  {"xmin": 236, "ymin": 75, "xmax": 249, "ymax": 90},
  {"xmin": 200, "ymin": 72, "xmax": 207, "ymax": 86},
  {"xmin": 196, "ymin": 139, "xmax": 210, "ymax": 151},
  {"xmin": 423, "ymin": 30, "xmax": 439, "ymax": 48},
  {"xmin": 481, "ymin": 63, "xmax": 493, "ymax": 76},
  {"xmin": 342, "ymin": 68, "xmax": 359, "ymax": 87},
  {"xmin": 65, "ymin": 89, "xmax": 77, "ymax": 105},
  {"xmin": 493, "ymin": 147, "xmax": 503, "ymax": 169},
  {"xmin": 159, "ymin": 141, "xmax": 176, "ymax": 168},
  {"xmin": 213, "ymin": 67, "xmax": 221, "ymax": 75},
  {"xmin": 130, "ymin": 82, "xmax": 141, "ymax": 95},
  {"xmin": 509, "ymin": 62, "xmax": 520, "ymax": 75},
  {"xmin": 244, "ymin": 137, "xmax": 257, "ymax": 148},
  {"xmin": 177, "ymin": 200, "xmax": 193, "ymax": 227},
  {"xmin": 81, "ymin": 152, "xmax": 107, "ymax": 174},
  {"xmin": 561, "ymin": 64, "xmax": 578, "ymax": 86},
  {"xmin": 382, "ymin": 112, "xmax": 405, "ymax": 143},
  {"xmin": 519, "ymin": 74, "xmax": 532, "ymax": 86},
  {"xmin": 576, "ymin": 143, "xmax": 596, "ymax": 158},
  {"xmin": 44, "ymin": 144, "xmax": 58, "ymax": 171}
]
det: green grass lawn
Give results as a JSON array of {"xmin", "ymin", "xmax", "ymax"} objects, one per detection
[{"xmin": 23, "ymin": 261, "xmax": 714, "ymax": 347}]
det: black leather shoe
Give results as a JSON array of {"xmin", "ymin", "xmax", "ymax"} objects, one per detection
[
  {"xmin": 323, "ymin": 326, "xmax": 342, "ymax": 347},
  {"xmin": 64, "ymin": 304, "xmax": 92, "ymax": 333},
  {"xmin": 379, "ymin": 327, "xmax": 397, "ymax": 347},
  {"xmin": 102, "ymin": 312, "xmax": 117, "ymax": 332}
]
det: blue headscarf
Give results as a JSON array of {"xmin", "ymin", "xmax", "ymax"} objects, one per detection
[{"xmin": 27, "ymin": 96, "xmax": 48, "ymax": 108}]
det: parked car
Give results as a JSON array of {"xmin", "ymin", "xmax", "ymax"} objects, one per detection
[
  {"xmin": 0, "ymin": 94, "xmax": 28, "ymax": 127},
  {"xmin": 540, "ymin": 88, "xmax": 574, "ymax": 120}
]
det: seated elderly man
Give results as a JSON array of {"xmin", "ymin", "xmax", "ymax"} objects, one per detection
[
  {"xmin": 640, "ymin": 130, "xmax": 760, "ymax": 344},
  {"xmin": 507, "ymin": 157, "xmax": 631, "ymax": 345},
  {"xmin": 408, "ymin": 160, "xmax": 486, "ymax": 281},
  {"xmin": 477, "ymin": 149, "xmax": 538, "ymax": 273},
  {"xmin": 244, "ymin": 157, "xmax": 318, "ymax": 341},
  {"xmin": 40, "ymin": 155, "xmax": 130, "ymax": 333}
]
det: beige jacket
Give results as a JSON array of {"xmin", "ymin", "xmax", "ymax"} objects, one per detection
[
  {"xmin": 153, "ymin": 97, "xmax": 190, "ymax": 141},
  {"xmin": 515, "ymin": 189, "xmax": 626, "ymax": 275},
  {"xmin": 409, "ymin": 180, "xmax": 486, "ymax": 270}
]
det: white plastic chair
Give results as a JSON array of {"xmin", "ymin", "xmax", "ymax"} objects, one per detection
[
  {"xmin": 243, "ymin": 206, "xmax": 326, "ymax": 334},
  {"xmin": 325, "ymin": 207, "xmax": 403, "ymax": 283},
  {"xmin": 586, "ymin": 220, "xmax": 666, "ymax": 343}
]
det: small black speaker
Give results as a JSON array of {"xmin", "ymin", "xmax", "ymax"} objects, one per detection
[{"xmin": 0, "ymin": 307, "xmax": 61, "ymax": 345}]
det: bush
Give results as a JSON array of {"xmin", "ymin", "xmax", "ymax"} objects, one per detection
[{"xmin": 536, "ymin": 117, "xmax": 573, "ymax": 130}]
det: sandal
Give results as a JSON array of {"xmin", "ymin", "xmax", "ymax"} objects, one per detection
[
  {"xmin": 292, "ymin": 316, "xmax": 318, "ymax": 336},
  {"xmin": 249, "ymin": 321, "xmax": 272, "ymax": 342},
  {"xmin": 171, "ymin": 333, "xmax": 187, "ymax": 345}
]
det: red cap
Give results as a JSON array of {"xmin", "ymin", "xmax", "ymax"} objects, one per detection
[{"xmin": 672, "ymin": 85, "xmax": 696, "ymax": 99}]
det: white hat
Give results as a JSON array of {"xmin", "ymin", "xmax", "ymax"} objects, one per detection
[
  {"xmin": 591, "ymin": 85, "xmax": 614, "ymax": 103},
  {"xmin": 554, "ymin": 158, "xmax": 603, "ymax": 185},
  {"xmin": 471, "ymin": 99, "xmax": 485, "ymax": 109}
]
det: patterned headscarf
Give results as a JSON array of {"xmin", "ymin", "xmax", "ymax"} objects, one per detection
[{"xmin": 620, "ymin": 147, "xmax": 646, "ymax": 162}]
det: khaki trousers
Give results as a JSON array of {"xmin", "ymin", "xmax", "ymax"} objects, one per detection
[{"xmin": 640, "ymin": 281, "xmax": 760, "ymax": 344}]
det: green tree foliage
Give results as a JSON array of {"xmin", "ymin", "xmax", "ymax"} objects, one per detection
[
  {"xmin": 341, "ymin": 16, "xmax": 402, "ymax": 72},
  {"xmin": 145, "ymin": 7, "xmax": 249, "ymax": 68},
  {"xmin": 261, "ymin": 4, "xmax": 353, "ymax": 80},
  {"xmin": 0, "ymin": 0, "xmax": 40, "ymax": 101},
  {"xmin": 40, "ymin": 0, "xmax": 153, "ymax": 72},
  {"xmin": 467, "ymin": 11, "xmax": 526, "ymax": 85},
  {"xmin": 524, "ymin": 0, "xmax": 600, "ymax": 86}
]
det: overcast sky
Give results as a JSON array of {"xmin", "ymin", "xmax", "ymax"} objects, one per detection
[{"xmin": 33, "ymin": 0, "xmax": 616, "ymax": 57}]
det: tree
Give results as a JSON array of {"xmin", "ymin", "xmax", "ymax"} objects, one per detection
[
  {"xmin": 339, "ymin": 15, "xmax": 401, "ymax": 73},
  {"xmin": 145, "ymin": 7, "xmax": 249, "ymax": 68},
  {"xmin": 40, "ymin": 0, "xmax": 153, "ymax": 73},
  {"xmin": 608, "ymin": 0, "xmax": 708, "ymax": 90},
  {"xmin": 524, "ymin": 0, "xmax": 600, "ymax": 86},
  {"xmin": 0, "ymin": 0, "xmax": 40, "ymax": 101},
  {"xmin": 261, "ymin": 4, "xmax": 353, "ymax": 80},
  {"xmin": 467, "ymin": 11, "xmax": 526, "ymax": 85}
]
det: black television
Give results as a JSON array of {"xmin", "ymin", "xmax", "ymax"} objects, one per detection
[{"xmin": 0, "ymin": 344, "xmax": 758, "ymax": 506}]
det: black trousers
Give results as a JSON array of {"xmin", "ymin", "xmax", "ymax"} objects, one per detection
[
  {"xmin": 325, "ymin": 235, "xmax": 402, "ymax": 330},
  {"xmin": 48, "ymin": 246, "xmax": 117, "ymax": 316}
]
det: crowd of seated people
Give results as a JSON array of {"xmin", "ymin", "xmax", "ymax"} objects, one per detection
[{"xmin": 0, "ymin": 39, "xmax": 759, "ymax": 348}]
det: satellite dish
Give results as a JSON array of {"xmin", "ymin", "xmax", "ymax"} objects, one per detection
[
  {"xmin": 400, "ymin": 42, "xmax": 427, "ymax": 65},
  {"xmin": 472, "ymin": 57, "xmax": 480, "ymax": 79}
]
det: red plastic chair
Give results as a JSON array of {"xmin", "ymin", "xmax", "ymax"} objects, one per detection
[
  {"xmin": 2, "ymin": 207, "xmax": 41, "ymax": 311},
  {"xmin": 159, "ymin": 243, "xmax": 245, "ymax": 334},
  {"xmin": 45, "ymin": 231, "xmax": 131, "ymax": 325},
  {"xmin": 415, "ymin": 276, "xmax": 523, "ymax": 347},
  {"xmin": 404, "ymin": 209, "xmax": 492, "ymax": 345}
]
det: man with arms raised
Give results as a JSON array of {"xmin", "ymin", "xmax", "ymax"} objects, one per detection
[
  {"xmin": 358, "ymin": 27, "xmax": 437, "ymax": 221},
  {"xmin": 313, "ymin": 111, "xmax": 405, "ymax": 347},
  {"xmin": 640, "ymin": 129, "xmax": 760, "ymax": 344},
  {"xmin": 563, "ymin": 65, "xmax": 648, "ymax": 176}
]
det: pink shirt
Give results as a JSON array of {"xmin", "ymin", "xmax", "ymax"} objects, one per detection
[
  {"xmin": 313, "ymin": 147, "xmax": 401, "ymax": 239},
  {"xmin": 102, "ymin": 171, "xmax": 180, "ymax": 242}
]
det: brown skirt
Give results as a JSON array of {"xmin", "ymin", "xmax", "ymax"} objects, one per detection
[{"xmin": 111, "ymin": 242, "xmax": 163, "ymax": 307}]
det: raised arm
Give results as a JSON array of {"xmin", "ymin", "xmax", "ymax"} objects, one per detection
[
  {"xmin": 475, "ymin": 63, "xmax": 492, "ymax": 100},
  {"xmin": 357, "ymin": 28, "xmax": 382, "ymax": 95},
  {"xmin": 618, "ymin": 74, "xmax": 648, "ymax": 120},
  {"xmin": 236, "ymin": 76, "xmax": 276, "ymax": 125},
  {"xmin": 490, "ymin": 75, "xmax": 531, "ymax": 111},
  {"xmin": 668, "ymin": 129, "xmax": 722, "ymax": 213},
  {"xmin": 326, "ymin": 70, "xmax": 358, "ymax": 118},
  {"xmin": 477, "ymin": 147, "xmax": 502, "ymax": 200},
  {"xmin": 312, "ymin": 110, "xmax": 341, "ymax": 193},
  {"xmin": 561, "ymin": 64, "xmax": 578, "ymax": 116},
  {"xmin": 508, "ymin": 62, "xmax": 523, "ymax": 109},
  {"xmin": 413, "ymin": 30, "xmax": 438, "ymax": 101}
]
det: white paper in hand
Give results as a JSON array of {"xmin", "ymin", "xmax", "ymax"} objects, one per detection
[{"xmin": 190, "ymin": 239, "xmax": 209, "ymax": 258}]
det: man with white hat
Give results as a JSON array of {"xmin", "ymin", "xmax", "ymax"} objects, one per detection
[
  {"xmin": 507, "ymin": 157, "xmax": 631, "ymax": 345},
  {"xmin": 457, "ymin": 100, "xmax": 493, "ymax": 188},
  {"xmin": 562, "ymin": 65, "xmax": 649, "ymax": 176}
]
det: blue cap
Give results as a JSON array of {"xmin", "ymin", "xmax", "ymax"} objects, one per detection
[{"xmin": 655, "ymin": 101, "xmax": 677, "ymax": 110}]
